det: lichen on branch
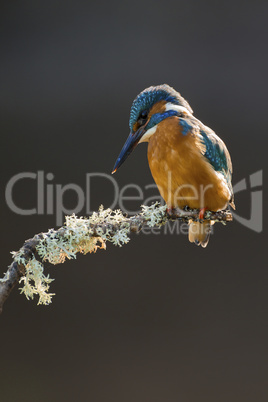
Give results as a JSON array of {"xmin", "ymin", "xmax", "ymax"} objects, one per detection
[{"xmin": 0, "ymin": 203, "xmax": 232, "ymax": 310}]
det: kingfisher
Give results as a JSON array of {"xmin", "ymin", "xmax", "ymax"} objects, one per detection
[{"xmin": 112, "ymin": 84, "xmax": 235, "ymax": 247}]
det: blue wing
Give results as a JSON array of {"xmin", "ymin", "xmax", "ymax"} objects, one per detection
[
  {"xmin": 199, "ymin": 126, "xmax": 234, "ymax": 207},
  {"xmin": 200, "ymin": 129, "xmax": 232, "ymax": 179},
  {"xmin": 178, "ymin": 116, "xmax": 234, "ymax": 207}
]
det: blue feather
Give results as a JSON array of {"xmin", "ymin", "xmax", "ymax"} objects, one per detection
[
  {"xmin": 129, "ymin": 84, "xmax": 192, "ymax": 130},
  {"xmin": 177, "ymin": 116, "xmax": 233, "ymax": 191},
  {"xmin": 200, "ymin": 128, "xmax": 233, "ymax": 190},
  {"xmin": 179, "ymin": 119, "xmax": 192, "ymax": 135},
  {"xmin": 147, "ymin": 110, "xmax": 178, "ymax": 130}
]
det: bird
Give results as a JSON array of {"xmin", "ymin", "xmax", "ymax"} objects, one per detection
[{"xmin": 112, "ymin": 84, "xmax": 235, "ymax": 247}]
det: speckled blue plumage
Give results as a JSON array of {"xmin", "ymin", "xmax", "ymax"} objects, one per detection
[
  {"xmin": 129, "ymin": 84, "xmax": 193, "ymax": 130},
  {"xmin": 179, "ymin": 115, "xmax": 233, "ymax": 190},
  {"xmin": 178, "ymin": 119, "xmax": 192, "ymax": 136},
  {"xmin": 147, "ymin": 110, "xmax": 178, "ymax": 130},
  {"xmin": 201, "ymin": 130, "xmax": 228, "ymax": 172},
  {"xmin": 200, "ymin": 128, "xmax": 233, "ymax": 188}
]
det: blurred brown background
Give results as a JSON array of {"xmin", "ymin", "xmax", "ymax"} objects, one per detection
[{"xmin": 1, "ymin": 1, "xmax": 267, "ymax": 401}]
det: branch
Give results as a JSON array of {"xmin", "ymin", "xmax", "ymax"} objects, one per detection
[{"xmin": 0, "ymin": 203, "xmax": 232, "ymax": 312}]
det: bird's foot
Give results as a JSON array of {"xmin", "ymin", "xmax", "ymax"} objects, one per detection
[
  {"xmin": 166, "ymin": 206, "xmax": 175, "ymax": 217},
  {"xmin": 199, "ymin": 207, "xmax": 207, "ymax": 221}
]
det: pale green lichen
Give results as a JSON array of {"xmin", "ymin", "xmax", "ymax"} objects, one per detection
[
  {"xmin": 141, "ymin": 202, "xmax": 167, "ymax": 227},
  {"xmin": 89, "ymin": 206, "xmax": 131, "ymax": 246},
  {"xmin": 4, "ymin": 203, "xmax": 231, "ymax": 306},
  {"xmin": 11, "ymin": 249, "xmax": 27, "ymax": 266},
  {"xmin": 15, "ymin": 205, "xmax": 141, "ymax": 305},
  {"xmin": 19, "ymin": 259, "xmax": 55, "ymax": 305},
  {"xmin": 10, "ymin": 203, "xmax": 173, "ymax": 305}
]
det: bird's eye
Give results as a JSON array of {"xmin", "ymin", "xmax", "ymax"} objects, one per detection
[{"xmin": 140, "ymin": 110, "xmax": 148, "ymax": 120}]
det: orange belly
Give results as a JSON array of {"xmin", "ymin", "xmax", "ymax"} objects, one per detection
[{"xmin": 147, "ymin": 119, "xmax": 230, "ymax": 211}]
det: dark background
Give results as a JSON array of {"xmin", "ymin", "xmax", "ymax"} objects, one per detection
[{"xmin": 1, "ymin": 1, "xmax": 267, "ymax": 401}]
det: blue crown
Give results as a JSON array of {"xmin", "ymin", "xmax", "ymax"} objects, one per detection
[{"xmin": 129, "ymin": 84, "xmax": 193, "ymax": 130}]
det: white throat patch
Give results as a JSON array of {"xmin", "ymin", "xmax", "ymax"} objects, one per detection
[{"xmin": 138, "ymin": 126, "xmax": 157, "ymax": 143}]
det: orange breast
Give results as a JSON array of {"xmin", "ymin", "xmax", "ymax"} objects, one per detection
[{"xmin": 147, "ymin": 118, "xmax": 230, "ymax": 211}]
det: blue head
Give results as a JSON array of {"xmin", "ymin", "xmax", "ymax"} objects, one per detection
[
  {"xmin": 112, "ymin": 84, "xmax": 193, "ymax": 173},
  {"xmin": 129, "ymin": 84, "xmax": 192, "ymax": 131}
]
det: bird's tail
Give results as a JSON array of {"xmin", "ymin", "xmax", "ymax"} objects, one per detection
[{"xmin": 188, "ymin": 220, "xmax": 211, "ymax": 248}]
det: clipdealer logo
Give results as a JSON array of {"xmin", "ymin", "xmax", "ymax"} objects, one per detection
[
  {"xmin": 5, "ymin": 172, "xmax": 155, "ymax": 226},
  {"xmin": 5, "ymin": 170, "xmax": 263, "ymax": 232}
]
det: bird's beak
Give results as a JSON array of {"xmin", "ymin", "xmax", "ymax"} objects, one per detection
[{"xmin": 112, "ymin": 126, "xmax": 146, "ymax": 174}]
